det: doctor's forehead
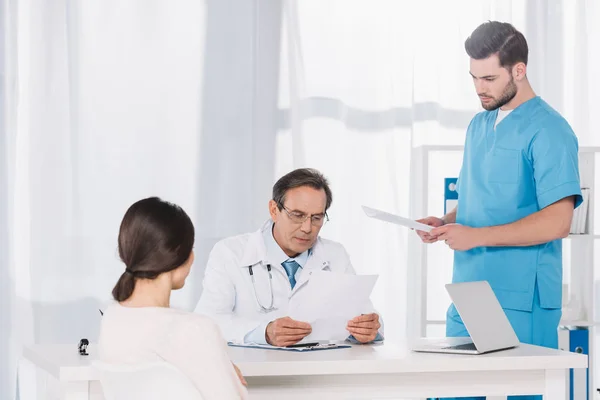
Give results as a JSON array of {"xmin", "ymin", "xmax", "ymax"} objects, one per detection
[{"xmin": 283, "ymin": 186, "xmax": 327, "ymax": 213}]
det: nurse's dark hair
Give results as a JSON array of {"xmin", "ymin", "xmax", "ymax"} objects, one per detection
[
  {"xmin": 465, "ymin": 21, "xmax": 528, "ymax": 68},
  {"xmin": 112, "ymin": 197, "xmax": 195, "ymax": 302},
  {"xmin": 272, "ymin": 168, "xmax": 333, "ymax": 211}
]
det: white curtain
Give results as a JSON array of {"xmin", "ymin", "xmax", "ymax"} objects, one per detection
[
  {"xmin": 2, "ymin": 1, "xmax": 600, "ymax": 399},
  {"xmin": 2, "ymin": 1, "xmax": 278, "ymax": 398}
]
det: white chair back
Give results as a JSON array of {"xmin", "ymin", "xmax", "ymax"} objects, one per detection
[{"xmin": 93, "ymin": 361, "xmax": 204, "ymax": 400}]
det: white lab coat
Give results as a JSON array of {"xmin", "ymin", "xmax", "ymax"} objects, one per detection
[{"xmin": 195, "ymin": 221, "xmax": 381, "ymax": 343}]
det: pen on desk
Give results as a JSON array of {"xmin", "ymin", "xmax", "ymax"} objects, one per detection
[
  {"xmin": 286, "ymin": 342, "xmax": 320, "ymax": 348},
  {"xmin": 99, "ymin": 309, "xmax": 103, "ymax": 316}
]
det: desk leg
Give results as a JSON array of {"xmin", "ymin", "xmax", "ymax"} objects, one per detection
[
  {"xmin": 60, "ymin": 381, "xmax": 90, "ymax": 400},
  {"xmin": 545, "ymin": 369, "xmax": 567, "ymax": 400}
]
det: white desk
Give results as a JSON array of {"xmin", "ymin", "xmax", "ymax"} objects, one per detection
[{"xmin": 23, "ymin": 342, "xmax": 587, "ymax": 400}]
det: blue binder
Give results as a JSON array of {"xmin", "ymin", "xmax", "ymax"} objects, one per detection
[
  {"xmin": 570, "ymin": 328, "xmax": 589, "ymax": 400},
  {"xmin": 560, "ymin": 327, "xmax": 589, "ymax": 400},
  {"xmin": 444, "ymin": 178, "xmax": 458, "ymax": 214}
]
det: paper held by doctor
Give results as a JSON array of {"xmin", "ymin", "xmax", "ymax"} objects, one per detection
[
  {"xmin": 362, "ymin": 205, "xmax": 433, "ymax": 233},
  {"xmin": 287, "ymin": 271, "xmax": 378, "ymax": 342}
]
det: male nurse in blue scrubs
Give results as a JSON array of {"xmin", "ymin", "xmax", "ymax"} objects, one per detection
[{"xmin": 417, "ymin": 21, "xmax": 582, "ymax": 400}]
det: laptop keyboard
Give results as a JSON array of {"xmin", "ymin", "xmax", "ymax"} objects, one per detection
[{"xmin": 442, "ymin": 342, "xmax": 477, "ymax": 351}]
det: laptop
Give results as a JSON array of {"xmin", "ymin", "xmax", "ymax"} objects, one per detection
[{"xmin": 411, "ymin": 281, "xmax": 520, "ymax": 355}]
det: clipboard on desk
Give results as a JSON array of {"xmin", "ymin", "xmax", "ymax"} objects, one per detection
[{"xmin": 227, "ymin": 341, "xmax": 351, "ymax": 352}]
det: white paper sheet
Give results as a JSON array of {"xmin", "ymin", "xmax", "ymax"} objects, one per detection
[
  {"xmin": 362, "ymin": 205, "xmax": 433, "ymax": 233},
  {"xmin": 288, "ymin": 271, "xmax": 378, "ymax": 341}
]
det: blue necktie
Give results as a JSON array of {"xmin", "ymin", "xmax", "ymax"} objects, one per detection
[{"xmin": 282, "ymin": 259, "xmax": 301, "ymax": 289}]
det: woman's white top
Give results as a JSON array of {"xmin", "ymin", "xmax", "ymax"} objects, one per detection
[{"xmin": 98, "ymin": 303, "xmax": 248, "ymax": 400}]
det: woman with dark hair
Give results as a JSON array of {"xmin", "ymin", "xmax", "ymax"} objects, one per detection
[{"xmin": 98, "ymin": 197, "xmax": 247, "ymax": 400}]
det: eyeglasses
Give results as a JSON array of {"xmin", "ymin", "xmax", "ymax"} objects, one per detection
[{"xmin": 279, "ymin": 204, "xmax": 329, "ymax": 226}]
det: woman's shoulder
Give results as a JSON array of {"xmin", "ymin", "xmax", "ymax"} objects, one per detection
[
  {"xmin": 103, "ymin": 304, "xmax": 216, "ymax": 328},
  {"xmin": 157, "ymin": 310, "xmax": 228, "ymax": 353},
  {"xmin": 162, "ymin": 308, "xmax": 223, "ymax": 336},
  {"xmin": 101, "ymin": 303, "xmax": 223, "ymax": 337}
]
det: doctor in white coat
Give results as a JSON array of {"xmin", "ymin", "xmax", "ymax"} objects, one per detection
[{"xmin": 195, "ymin": 168, "xmax": 382, "ymax": 347}]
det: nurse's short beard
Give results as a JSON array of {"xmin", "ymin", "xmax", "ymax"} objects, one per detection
[{"xmin": 482, "ymin": 77, "xmax": 518, "ymax": 111}]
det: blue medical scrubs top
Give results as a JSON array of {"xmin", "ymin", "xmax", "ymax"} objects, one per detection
[{"xmin": 454, "ymin": 97, "xmax": 582, "ymax": 312}]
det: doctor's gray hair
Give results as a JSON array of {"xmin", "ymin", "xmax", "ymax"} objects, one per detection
[
  {"xmin": 273, "ymin": 168, "xmax": 333, "ymax": 211},
  {"xmin": 112, "ymin": 197, "xmax": 195, "ymax": 302},
  {"xmin": 465, "ymin": 21, "xmax": 528, "ymax": 68}
]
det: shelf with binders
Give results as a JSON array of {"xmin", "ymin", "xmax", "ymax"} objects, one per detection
[
  {"xmin": 560, "ymin": 320, "xmax": 600, "ymax": 327},
  {"xmin": 567, "ymin": 234, "xmax": 600, "ymax": 239},
  {"xmin": 569, "ymin": 185, "xmax": 592, "ymax": 235}
]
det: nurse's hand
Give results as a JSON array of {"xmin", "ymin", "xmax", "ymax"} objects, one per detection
[
  {"xmin": 415, "ymin": 216, "xmax": 445, "ymax": 243},
  {"xmin": 266, "ymin": 317, "xmax": 312, "ymax": 347},
  {"xmin": 347, "ymin": 313, "xmax": 381, "ymax": 343},
  {"xmin": 432, "ymin": 223, "xmax": 480, "ymax": 251}
]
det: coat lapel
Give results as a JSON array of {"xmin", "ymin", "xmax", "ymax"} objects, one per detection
[{"xmin": 290, "ymin": 238, "xmax": 330, "ymax": 295}]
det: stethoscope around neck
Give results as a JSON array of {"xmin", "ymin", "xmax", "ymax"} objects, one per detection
[
  {"xmin": 247, "ymin": 259, "xmax": 329, "ymax": 313},
  {"xmin": 248, "ymin": 263, "xmax": 277, "ymax": 313}
]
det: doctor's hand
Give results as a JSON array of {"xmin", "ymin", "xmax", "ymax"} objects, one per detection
[
  {"xmin": 415, "ymin": 216, "xmax": 445, "ymax": 243},
  {"xmin": 347, "ymin": 313, "xmax": 381, "ymax": 343},
  {"xmin": 431, "ymin": 223, "xmax": 481, "ymax": 251},
  {"xmin": 266, "ymin": 317, "xmax": 312, "ymax": 347}
]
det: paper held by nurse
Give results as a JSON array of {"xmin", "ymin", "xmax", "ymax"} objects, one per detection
[{"xmin": 362, "ymin": 205, "xmax": 433, "ymax": 233}]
